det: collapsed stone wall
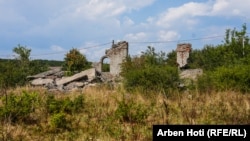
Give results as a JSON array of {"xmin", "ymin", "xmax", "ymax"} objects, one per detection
[
  {"xmin": 28, "ymin": 67, "xmax": 100, "ymax": 92},
  {"xmin": 28, "ymin": 41, "xmax": 129, "ymax": 92}
]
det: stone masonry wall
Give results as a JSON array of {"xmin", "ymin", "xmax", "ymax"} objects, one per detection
[{"xmin": 176, "ymin": 43, "xmax": 192, "ymax": 68}]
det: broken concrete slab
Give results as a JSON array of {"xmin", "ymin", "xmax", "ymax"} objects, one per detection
[
  {"xmin": 180, "ymin": 69, "xmax": 203, "ymax": 80},
  {"xmin": 64, "ymin": 82, "xmax": 85, "ymax": 90},
  {"xmin": 31, "ymin": 78, "xmax": 54, "ymax": 86},
  {"xmin": 56, "ymin": 68, "xmax": 96, "ymax": 86},
  {"xmin": 27, "ymin": 67, "xmax": 62, "ymax": 79}
]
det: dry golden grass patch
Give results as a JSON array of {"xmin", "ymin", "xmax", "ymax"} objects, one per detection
[{"xmin": 0, "ymin": 85, "xmax": 250, "ymax": 141}]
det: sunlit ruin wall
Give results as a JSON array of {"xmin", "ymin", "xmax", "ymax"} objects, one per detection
[
  {"xmin": 95, "ymin": 41, "xmax": 129, "ymax": 76},
  {"xmin": 176, "ymin": 43, "xmax": 192, "ymax": 68}
]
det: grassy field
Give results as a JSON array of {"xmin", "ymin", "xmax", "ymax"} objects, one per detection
[{"xmin": 0, "ymin": 84, "xmax": 250, "ymax": 141}]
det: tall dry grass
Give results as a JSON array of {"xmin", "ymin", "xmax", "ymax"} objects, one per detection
[{"xmin": 0, "ymin": 85, "xmax": 249, "ymax": 141}]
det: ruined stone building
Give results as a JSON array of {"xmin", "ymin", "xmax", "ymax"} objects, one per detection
[
  {"xmin": 176, "ymin": 43, "xmax": 203, "ymax": 82},
  {"xmin": 94, "ymin": 41, "xmax": 129, "ymax": 76},
  {"xmin": 27, "ymin": 41, "xmax": 204, "ymax": 91},
  {"xmin": 176, "ymin": 43, "xmax": 192, "ymax": 68}
]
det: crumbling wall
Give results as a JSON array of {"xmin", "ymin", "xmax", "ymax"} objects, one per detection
[
  {"xmin": 98, "ymin": 41, "xmax": 128, "ymax": 76},
  {"xmin": 176, "ymin": 43, "xmax": 203, "ymax": 86},
  {"xmin": 176, "ymin": 43, "xmax": 192, "ymax": 68}
]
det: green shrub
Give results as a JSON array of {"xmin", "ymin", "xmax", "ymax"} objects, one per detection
[
  {"xmin": 46, "ymin": 94, "xmax": 84, "ymax": 115},
  {"xmin": 196, "ymin": 72, "xmax": 215, "ymax": 94},
  {"xmin": 212, "ymin": 65, "xmax": 250, "ymax": 93},
  {"xmin": 197, "ymin": 65, "xmax": 250, "ymax": 93},
  {"xmin": 46, "ymin": 95, "xmax": 62, "ymax": 114},
  {"xmin": 121, "ymin": 46, "xmax": 179, "ymax": 93},
  {"xmin": 115, "ymin": 95, "xmax": 150, "ymax": 123},
  {"xmin": 49, "ymin": 112, "xmax": 68, "ymax": 130},
  {"xmin": 0, "ymin": 91, "xmax": 38, "ymax": 123},
  {"xmin": 123, "ymin": 65, "xmax": 179, "ymax": 93}
]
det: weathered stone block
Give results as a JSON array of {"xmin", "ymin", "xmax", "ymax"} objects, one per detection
[
  {"xmin": 56, "ymin": 68, "xmax": 96, "ymax": 86},
  {"xmin": 31, "ymin": 78, "xmax": 54, "ymax": 86}
]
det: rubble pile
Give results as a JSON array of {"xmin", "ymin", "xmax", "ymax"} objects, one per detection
[{"xmin": 27, "ymin": 67, "xmax": 113, "ymax": 91}]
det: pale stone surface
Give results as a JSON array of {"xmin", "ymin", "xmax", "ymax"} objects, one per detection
[
  {"xmin": 31, "ymin": 78, "xmax": 54, "ymax": 86},
  {"xmin": 93, "ymin": 41, "xmax": 128, "ymax": 76},
  {"xmin": 56, "ymin": 68, "xmax": 96, "ymax": 86},
  {"xmin": 180, "ymin": 69, "xmax": 203, "ymax": 80},
  {"xmin": 27, "ymin": 67, "xmax": 62, "ymax": 79}
]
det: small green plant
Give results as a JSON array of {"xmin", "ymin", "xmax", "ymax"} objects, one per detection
[
  {"xmin": 49, "ymin": 112, "xmax": 68, "ymax": 131},
  {"xmin": 115, "ymin": 95, "xmax": 150, "ymax": 123},
  {"xmin": 46, "ymin": 95, "xmax": 62, "ymax": 114},
  {"xmin": 46, "ymin": 94, "xmax": 85, "ymax": 115}
]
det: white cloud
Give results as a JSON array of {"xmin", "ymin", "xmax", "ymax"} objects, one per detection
[
  {"xmin": 155, "ymin": 0, "xmax": 250, "ymax": 30},
  {"xmin": 124, "ymin": 32, "xmax": 147, "ymax": 41},
  {"xmin": 158, "ymin": 30, "xmax": 180, "ymax": 41},
  {"xmin": 123, "ymin": 17, "xmax": 134, "ymax": 26},
  {"xmin": 75, "ymin": 0, "xmax": 125, "ymax": 20},
  {"xmin": 146, "ymin": 17, "xmax": 154, "ymax": 24},
  {"xmin": 72, "ymin": 0, "xmax": 155, "ymax": 20},
  {"xmin": 212, "ymin": 0, "xmax": 229, "ymax": 14},
  {"xmin": 50, "ymin": 45, "xmax": 65, "ymax": 52},
  {"xmin": 210, "ymin": 0, "xmax": 250, "ymax": 16},
  {"xmin": 156, "ymin": 2, "xmax": 209, "ymax": 28},
  {"xmin": 20, "ymin": 0, "xmax": 156, "ymax": 38}
]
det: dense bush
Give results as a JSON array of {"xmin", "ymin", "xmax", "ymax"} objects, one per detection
[
  {"xmin": 0, "ymin": 91, "xmax": 38, "ymax": 123},
  {"xmin": 197, "ymin": 65, "xmax": 250, "ymax": 93},
  {"xmin": 121, "ymin": 46, "xmax": 179, "ymax": 93},
  {"xmin": 123, "ymin": 65, "xmax": 179, "ymax": 93}
]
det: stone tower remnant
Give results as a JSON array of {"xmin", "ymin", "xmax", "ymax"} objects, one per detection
[{"xmin": 176, "ymin": 43, "xmax": 192, "ymax": 68}]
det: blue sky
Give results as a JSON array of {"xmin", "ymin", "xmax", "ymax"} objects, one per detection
[{"xmin": 0, "ymin": 0, "xmax": 249, "ymax": 61}]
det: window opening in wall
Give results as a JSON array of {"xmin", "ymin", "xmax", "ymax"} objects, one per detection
[{"xmin": 102, "ymin": 57, "xmax": 110, "ymax": 72}]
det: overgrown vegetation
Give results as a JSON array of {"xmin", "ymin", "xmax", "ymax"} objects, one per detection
[
  {"xmin": 0, "ymin": 45, "xmax": 49, "ymax": 91},
  {"xmin": 165, "ymin": 23, "xmax": 250, "ymax": 93},
  {"xmin": 121, "ymin": 46, "xmax": 179, "ymax": 94}
]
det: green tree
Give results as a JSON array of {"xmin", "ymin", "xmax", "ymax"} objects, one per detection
[
  {"xmin": 165, "ymin": 50, "xmax": 177, "ymax": 67},
  {"xmin": 63, "ymin": 48, "xmax": 91, "ymax": 75},
  {"xmin": 0, "ymin": 45, "xmax": 49, "ymax": 90},
  {"xmin": 224, "ymin": 23, "xmax": 250, "ymax": 58},
  {"xmin": 13, "ymin": 44, "xmax": 31, "ymax": 65}
]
